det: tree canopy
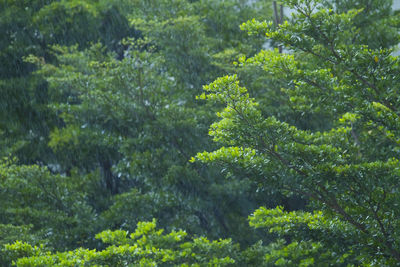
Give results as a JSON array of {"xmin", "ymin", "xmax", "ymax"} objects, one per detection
[{"xmin": 2, "ymin": 0, "xmax": 400, "ymax": 266}]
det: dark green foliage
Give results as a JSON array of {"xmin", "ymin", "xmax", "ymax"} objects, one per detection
[
  {"xmin": 0, "ymin": 0, "xmax": 137, "ymax": 164},
  {"xmin": 0, "ymin": 159, "xmax": 100, "ymax": 251},
  {"xmin": 1, "ymin": 0, "xmax": 278, "ymax": 259}
]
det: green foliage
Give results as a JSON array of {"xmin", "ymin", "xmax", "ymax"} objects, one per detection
[
  {"xmin": 128, "ymin": 0, "xmax": 273, "ymax": 89},
  {"xmin": 0, "ymin": 224, "xmax": 40, "ymax": 266},
  {"xmin": 0, "ymin": 158, "xmax": 100, "ymax": 250},
  {"xmin": 5, "ymin": 220, "xmax": 239, "ymax": 266},
  {"xmin": 193, "ymin": 0, "xmax": 400, "ymax": 264},
  {"xmin": 249, "ymin": 207, "xmax": 363, "ymax": 265},
  {"xmin": 322, "ymin": 0, "xmax": 400, "ymax": 49},
  {"xmin": 0, "ymin": 0, "xmax": 137, "ymax": 164},
  {"xmin": 3, "ymin": 0, "xmax": 400, "ymax": 266},
  {"xmin": 19, "ymin": 0, "xmax": 278, "ymax": 247},
  {"xmin": 29, "ymin": 38, "xmax": 271, "ymax": 246}
]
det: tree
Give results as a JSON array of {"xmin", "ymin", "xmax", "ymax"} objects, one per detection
[
  {"xmin": 193, "ymin": 0, "xmax": 400, "ymax": 264},
  {"xmin": 1, "ymin": 0, "xmax": 278, "ymax": 256},
  {"xmin": 5, "ymin": 0, "xmax": 400, "ymax": 265},
  {"xmin": 0, "ymin": 0, "xmax": 137, "ymax": 164},
  {"xmin": 30, "ymin": 38, "xmax": 271, "ymax": 247},
  {"xmin": 0, "ymin": 158, "xmax": 101, "ymax": 266}
]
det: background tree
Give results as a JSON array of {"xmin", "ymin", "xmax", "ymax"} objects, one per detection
[
  {"xmin": 1, "ymin": 0, "xmax": 278, "ymax": 259},
  {"xmin": 0, "ymin": 0, "xmax": 137, "ymax": 164}
]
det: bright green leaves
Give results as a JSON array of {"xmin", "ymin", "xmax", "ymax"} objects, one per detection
[
  {"xmin": 194, "ymin": 72, "xmax": 350, "ymax": 174},
  {"xmin": 240, "ymin": 19, "xmax": 272, "ymax": 37},
  {"xmin": 248, "ymin": 206, "xmax": 374, "ymax": 265},
  {"xmin": 201, "ymin": 75, "xmax": 250, "ymax": 102},
  {"xmin": 237, "ymin": 49, "xmax": 297, "ymax": 75},
  {"xmin": 0, "ymin": 224, "xmax": 41, "ymax": 266},
  {"xmin": 194, "ymin": 147, "xmax": 256, "ymax": 163},
  {"xmin": 194, "ymin": 0, "xmax": 400, "ymax": 263},
  {"xmin": 4, "ymin": 241, "xmax": 50, "ymax": 266},
  {"xmin": 6, "ymin": 220, "xmax": 239, "ymax": 266},
  {"xmin": 239, "ymin": 1, "xmax": 400, "ymax": 125},
  {"xmin": 249, "ymin": 206, "xmax": 325, "ymax": 232},
  {"xmin": 96, "ymin": 229, "xmax": 130, "ymax": 246},
  {"xmin": 200, "ymin": 75, "xmax": 262, "ymax": 145},
  {"xmin": 203, "ymin": 76, "xmax": 271, "ymax": 145},
  {"xmin": 263, "ymin": 240, "xmax": 322, "ymax": 267},
  {"xmin": 242, "ymin": 5, "xmax": 361, "ymax": 50},
  {"xmin": 4, "ymin": 0, "xmax": 400, "ymax": 265}
]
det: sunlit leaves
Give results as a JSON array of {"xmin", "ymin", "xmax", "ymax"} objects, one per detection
[
  {"xmin": 194, "ymin": 0, "xmax": 400, "ymax": 263},
  {"xmin": 6, "ymin": 220, "xmax": 239, "ymax": 266}
]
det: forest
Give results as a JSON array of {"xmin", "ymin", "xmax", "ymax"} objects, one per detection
[{"xmin": 1, "ymin": 0, "xmax": 400, "ymax": 266}]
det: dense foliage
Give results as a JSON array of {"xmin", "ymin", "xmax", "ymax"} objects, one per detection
[
  {"xmin": 194, "ymin": 0, "xmax": 400, "ymax": 264},
  {"xmin": 1, "ymin": 0, "xmax": 400, "ymax": 266}
]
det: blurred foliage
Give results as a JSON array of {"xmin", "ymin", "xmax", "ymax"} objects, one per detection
[
  {"xmin": 28, "ymin": 37, "xmax": 275, "ymax": 246},
  {"xmin": 0, "ymin": 158, "xmax": 100, "ymax": 250},
  {"xmin": 0, "ymin": 0, "xmax": 137, "ymax": 164},
  {"xmin": 1, "ymin": 0, "xmax": 276, "ymax": 258}
]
